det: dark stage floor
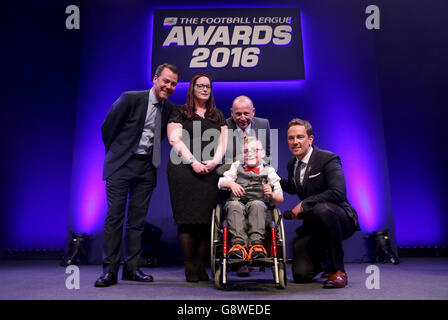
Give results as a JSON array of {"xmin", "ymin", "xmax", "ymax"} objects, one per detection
[{"xmin": 0, "ymin": 258, "xmax": 447, "ymax": 300}]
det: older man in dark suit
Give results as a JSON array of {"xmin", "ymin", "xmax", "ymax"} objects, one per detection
[
  {"xmin": 95, "ymin": 63, "xmax": 179, "ymax": 287},
  {"xmin": 281, "ymin": 118, "xmax": 360, "ymax": 288}
]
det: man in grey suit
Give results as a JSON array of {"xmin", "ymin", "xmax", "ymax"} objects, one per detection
[{"xmin": 94, "ymin": 63, "xmax": 179, "ymax": 287}]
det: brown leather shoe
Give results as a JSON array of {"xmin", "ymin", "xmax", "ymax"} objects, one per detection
[{"xmin": 323, "ymin": 270, "xmax": 347, "ymax": 288}]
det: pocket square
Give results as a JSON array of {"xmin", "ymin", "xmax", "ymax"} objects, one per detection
[{"xmin": 308, "ymin": 172, "xmax": 321, "ymax": 179}]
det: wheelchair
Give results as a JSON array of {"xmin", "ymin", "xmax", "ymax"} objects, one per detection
[{"xmin": 210, "ymin": 194, "xmax": 288, "ymax": 289}]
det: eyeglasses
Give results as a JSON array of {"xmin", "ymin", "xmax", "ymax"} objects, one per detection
[
  {"xmin": 195, "ymin": 84, "xmax": 212, "ymax": 90},
  {"xmin": 243, "ymin": 148, "xmax": 263, "ymax": 153}
]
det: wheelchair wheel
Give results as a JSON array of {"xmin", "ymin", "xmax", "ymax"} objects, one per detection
[
  {"xmin": 272, "ymin": 208, "xmax": 288, "ymax": 288},
  {"xmin": 214, "ymin": 264, "xmax": 224, "ymax": 289},
  {"xmin": 210, "ymin": 204, "xmax": 221, "ymax": 276},
  {"xmin": 272, "ymin": 208, "xmax": 287, "ymax": 263},
  {"xmin": 277, "ymin": 261, "xmax": 287, "ymax": 289}
]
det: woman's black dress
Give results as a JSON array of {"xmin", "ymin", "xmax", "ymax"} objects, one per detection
[{"xmin": 167, "ymin": 105, "xmax": 226, "ymax": 225}]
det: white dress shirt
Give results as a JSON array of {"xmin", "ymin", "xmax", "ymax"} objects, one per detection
[
  {"xmin": 293, "ymin": 146, "xmax": 313, "ymax": 186},
  {"xmin": 135, "ymin": 88, "xmax": 159, "ymax": 154},
  {"xmin": 218, "ymin": 160, "xmax": 282, "ymax": 195}
]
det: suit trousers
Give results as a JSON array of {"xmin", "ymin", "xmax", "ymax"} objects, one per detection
[
  {"xmin": 103, "ymin": 154, "xmax": 157, "ymax": 274},
  {"xmin": 292, "ymin": 202, "xmax": 355, "ymax": 283},
  {"xmin": 225, "ymin": 199, "xmax": 267, "ymax": 246}
]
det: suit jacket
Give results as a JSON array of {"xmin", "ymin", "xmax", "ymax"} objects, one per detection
[
  {"xmin": 101, "ymin": 89, "xmax": 174, "ymax": 180},
  {"xmin": 226, "ymin": 116, "xmax": 271, "ymax": 160},
  {"xmin": 280, "ymin": 145, "xmax": 360, "ymax": 230}
]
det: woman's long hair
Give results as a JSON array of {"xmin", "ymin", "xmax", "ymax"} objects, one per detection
[{"xmin": 185, "ymin": 74, "xmax": 219, "ymax": 122}]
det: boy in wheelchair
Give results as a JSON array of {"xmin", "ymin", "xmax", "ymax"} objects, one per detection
[{"xmin": 218, "ymin": 137, "xmax": 283, "ymax": 263}]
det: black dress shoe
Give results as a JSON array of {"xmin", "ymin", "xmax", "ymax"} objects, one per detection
[
  {"xmin": 122, "ymin": 268, "xmax": 154, "ymax": 282},
  {"xmin": 94, "ymin": 272, "xmax": 117, "ymax": 287},
  {"xmin": 197, "ymin": 265, "xmax": 210, "ymax": 281}
]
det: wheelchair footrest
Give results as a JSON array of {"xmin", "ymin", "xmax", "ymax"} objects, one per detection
[
  {"xmin": 227, "ymin": 258, "xmax": 249, "ymax": 265},
  {"xmin": 250, "ymin": 258, "xmax": 274, "ymax": 268},
  {"xmin": 224, "ymin": 258, "xmax": 276, "ymax": 270}
]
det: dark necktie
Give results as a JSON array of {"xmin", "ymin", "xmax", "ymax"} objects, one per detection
[
  {"xmin": 295, "ymin": 160, "xmax": 303, "ymax": 187},
  {"xmin": 152, "ymin": 102, "xmax": 162, "ymax": 168}
]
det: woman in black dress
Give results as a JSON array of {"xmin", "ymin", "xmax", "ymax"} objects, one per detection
[{"xmin": 167, "ymin": 74, "xmax": 227, "ymax": 282}]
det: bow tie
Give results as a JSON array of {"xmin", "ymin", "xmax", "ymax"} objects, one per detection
[{"xmin": 245, "ymin": 166, "xmax": 260, "ymax": 174}]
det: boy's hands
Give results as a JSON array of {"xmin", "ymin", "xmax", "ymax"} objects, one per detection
[
  {"xmin": 262, "ymin": 183, "xmax": 273, "ymax": 198},
  {"xmin": 229, "ymin": 182, "xmax": 246, "ymax": 197}
]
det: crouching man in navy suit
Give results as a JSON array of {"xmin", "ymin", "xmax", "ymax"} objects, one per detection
[{"xmin": 280, "ymin": 118, "xmax": 360, "ymax": 288}]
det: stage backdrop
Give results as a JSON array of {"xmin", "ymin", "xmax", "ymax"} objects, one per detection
[
  {"xmin": 1, "ymin": 0, "xmax": 446, "ymax": 262},
  {"xmin": 151, "ymin": 8, "xmax": 305, "ymax": 81},
  {"xmin": 68, "ymin": 0, "xmax": 394, "ymax": 264}
]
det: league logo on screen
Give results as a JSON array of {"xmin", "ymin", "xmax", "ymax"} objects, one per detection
[{"xmin": 152, "ymin": 8, "xmax": 305, "ymax": 81}]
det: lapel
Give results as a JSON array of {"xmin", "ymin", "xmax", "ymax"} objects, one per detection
[
  {"xmin": 227, "ymin": 118, "xmax": 236, "ymax": 129},
  {"xmin": 137, "ymin": 90, "xmax": 150, "ymax": 132},
  {"xmin": 250, "ymin": 118, "xmax": 257, "ymax": 137},
  {"xmin": 287, "ymin": 157, "xmax": 295, "ymax": 189},
  {"xmin": 160, "ymin": 99, "xmax": 168, "ymax": 122},
  {"xmin": 226, "ymin": 118, "xmax": 236, "ymax": 138},
  {"xmin": 226, "ymin": 118, "xmax": 239, "ymax": 158}
]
